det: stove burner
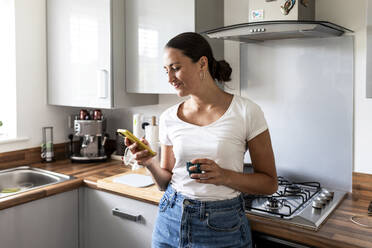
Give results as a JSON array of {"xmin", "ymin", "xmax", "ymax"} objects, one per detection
[
  {"xmin": 264, "ymin": 198, "xmax": 283, "ymax": 210},
  {"xmin": 245, "ymin": 177, "xmax": 322, "ymax": 219},
  {"xmin": 284, "ymin": 185, "xmax": 302, "ymax": 195},
  {"xmin": 278, "ymin": 176, "xmax": 291, "ymax": 185}
]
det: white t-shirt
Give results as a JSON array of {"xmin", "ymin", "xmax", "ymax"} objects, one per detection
[{"xmin": 159, "ymin": 95, "xmax": 268, "ymax": 200}]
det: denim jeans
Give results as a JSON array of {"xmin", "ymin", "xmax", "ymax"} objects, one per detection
[{"xmin": 152, "ymin": 185, "xmax": 252, "ymax": 248}]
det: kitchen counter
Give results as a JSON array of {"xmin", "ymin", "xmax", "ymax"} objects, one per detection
[{"xmin": 1, "ymin": 159, "xmax": 371, "ymax": 248}]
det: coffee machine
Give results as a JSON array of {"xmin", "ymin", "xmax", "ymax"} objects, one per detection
[{"xmin": 70, "ymin": 119, "xmax": 108, "ymax": 162}]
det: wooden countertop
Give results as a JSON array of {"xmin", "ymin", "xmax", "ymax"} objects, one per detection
[{"xmin": 1, "ymin": 159, "xmax": 371, "ymax": 248}]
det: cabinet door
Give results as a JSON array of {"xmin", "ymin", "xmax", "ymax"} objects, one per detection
[
  {"xmin": 125, "ymin": 0, "xmax": 195, "ymax": 94},
  {"xmin": 79, "ymin": 187, "xmax": 159, "ymax": 248},
  {"xmin": 0, "ymin": 190, "xmax": 78, "ymax": 248},
  {"xmin": 47, "ymin": 0, "xmax": 112, "ymax": 108}
]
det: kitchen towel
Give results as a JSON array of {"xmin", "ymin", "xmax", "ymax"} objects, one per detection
[
  {"xmin": 145, "ymin": 125, "xmax": 159, "ymax": 144},
  {"xmin": 145, "ymin": 119, "xmax": 160, "ymax": 163}
]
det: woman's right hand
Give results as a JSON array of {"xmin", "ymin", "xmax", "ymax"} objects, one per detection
[{"xmin": 124, "ymin": 137, "xmax": 154, "ymax": 167}]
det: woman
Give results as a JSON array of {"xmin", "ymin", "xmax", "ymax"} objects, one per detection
[{"xmin": 125, "ymin": 32, "xmax": 277, "ymax": 248}]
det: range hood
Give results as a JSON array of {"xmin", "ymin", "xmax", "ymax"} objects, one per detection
[{"xmin": 202, "ymin": 21, "xmax": 353, "ymax": 43}]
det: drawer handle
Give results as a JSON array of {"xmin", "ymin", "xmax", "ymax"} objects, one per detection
[{"xmin": 112, "ymin": 208, "xmax": 142, "ymax": 222}]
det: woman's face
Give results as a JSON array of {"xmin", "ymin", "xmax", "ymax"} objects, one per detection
[{"xmin": 163, "ymin": 48, "xmax": 202, "ymax": 97}]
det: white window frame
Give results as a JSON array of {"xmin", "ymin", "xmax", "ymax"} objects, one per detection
[{"xmin": 0, "ymin": 0, "xmax": 17, "ymax": 140}]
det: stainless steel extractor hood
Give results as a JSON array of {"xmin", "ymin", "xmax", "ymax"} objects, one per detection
[{"xmin": 201, "ymin": 21, "xmax": 353, "ymax": 43}]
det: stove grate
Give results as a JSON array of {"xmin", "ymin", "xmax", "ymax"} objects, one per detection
[{"xmin": 244, "ymin": 177, "xmax": 321, "ymax": 218}]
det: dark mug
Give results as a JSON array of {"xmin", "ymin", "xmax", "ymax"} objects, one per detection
[{"xmin": 186, "ymin": 162, "xmax": 202, "ymax": 176}]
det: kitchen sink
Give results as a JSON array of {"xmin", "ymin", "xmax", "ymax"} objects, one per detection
[{"xmin": 0, "ymin": 166, "xmax": 74, "ymax": 198}]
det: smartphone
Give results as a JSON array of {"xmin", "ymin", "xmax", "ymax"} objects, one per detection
[
  {"xmin": 368, "ymin": 201, "xmax": 372, "ymax": 216},
  {"xmin": 117, "ymin": 129, "xmax": 157, "ymax": 156}
]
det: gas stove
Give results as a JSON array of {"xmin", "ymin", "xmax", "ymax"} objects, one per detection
[{"xmin": 244, "ymin": 176, "xmax": 346, "ymax": 231}]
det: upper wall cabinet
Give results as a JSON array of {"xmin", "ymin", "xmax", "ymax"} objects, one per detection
[
  {"xmin": 47, "ymin": 0, "xmax": 158, "ymax": 108},
  {"xmin": 125, "ymin": 0, "xmax": 224, "ymax": 94}
]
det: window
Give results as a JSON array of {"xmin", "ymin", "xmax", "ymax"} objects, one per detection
[{"xmin": 0, "ymin": 0, "xmax": 16, "ymax": 139}]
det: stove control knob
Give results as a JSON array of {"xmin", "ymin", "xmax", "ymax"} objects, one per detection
[
  {"xmin": 315, "ymin": 196, "xmax": 327, "ymax": 205},
  {"xmin": 319, "ymin": 192, "xmax": 332, "ymax": 201},
  {"xmin": 312, "ymin": 199, "xmax": 324, "ymax": 209},
  {"xmin": 321, "ymin": 189, "xmax": 334, "ymax": 200},
  {"xmin": 319, "ymin": 193, "xmax": 329, "ymax": 201}
]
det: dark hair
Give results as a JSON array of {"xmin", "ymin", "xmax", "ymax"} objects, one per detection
[{"xmin": 165, "ymin": 32, "xmax": 232, "ymax": 82}]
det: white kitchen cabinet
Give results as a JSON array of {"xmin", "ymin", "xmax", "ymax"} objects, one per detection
[
  {"xmin": 125, "ymin": 0, "xmax": 224, "ymax": 94},
  {"xmin": 47, "ymin": 0, "xmax": 158, "ymax": 108},
  {"xmin": 79, "ymin": 187, "xmax": 159, "ymax": 248},
  {"xmin": 0, "ymin": 190, "xmax": 78, "ymax": 248}
]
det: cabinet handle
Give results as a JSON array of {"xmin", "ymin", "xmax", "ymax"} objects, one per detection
[
  {"xmin": 112, "ymin": 207, "xmax": 142, "ymax": 222},
  {"xmin": 97, "ymin": 69, "xmax": 108, "ymax": 98}
]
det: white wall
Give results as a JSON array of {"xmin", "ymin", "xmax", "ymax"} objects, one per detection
[
  {"xmin": 103, "ymin": 94, "xmax": 185, "ymax": 139},
  {"xmin": 315, "ymin": 0, "xmax": 371, "ymax": 174}
]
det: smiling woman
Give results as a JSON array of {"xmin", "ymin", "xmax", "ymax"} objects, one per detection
[
  {"xmin": 0, "ymin": 0, "xmax": 17, "ymax": 139},
  {"xmin": 126, "ymin": 32, "xmax": 277, "ymax": 248}
]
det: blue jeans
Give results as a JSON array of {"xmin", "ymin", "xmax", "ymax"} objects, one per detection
[{"xmin": 152, "ymin": 185, "xmax": 252, "ymax": 248}]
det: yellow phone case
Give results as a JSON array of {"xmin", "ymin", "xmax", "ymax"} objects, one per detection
[{"xmin": 117, "ymin": 129, "xmax": 157, "ymax": 156}]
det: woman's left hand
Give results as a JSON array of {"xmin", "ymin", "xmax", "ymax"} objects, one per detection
[{"xmin": 189, "ymin": 158, "xmax": 228, "ymax": 186}]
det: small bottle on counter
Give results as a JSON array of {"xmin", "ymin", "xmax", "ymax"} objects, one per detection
[{"xmin": 41, "ymin": 126, "xmax": 54, "ymax": 162}]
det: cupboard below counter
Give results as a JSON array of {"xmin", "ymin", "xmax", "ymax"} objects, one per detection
[
  {"xmin": 0, "ymin": 190, "xmax": 78, "ymax": 248},
  {"xmin": 79, "ymin": 187, "xmax": 158, "ymax": 248}
]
